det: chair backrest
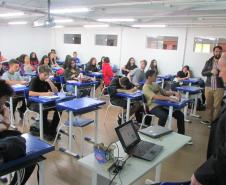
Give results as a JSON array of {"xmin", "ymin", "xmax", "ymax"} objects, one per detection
[{"xmin": 142, "ymin": 94, "xmax": 149, "ymax": 114}]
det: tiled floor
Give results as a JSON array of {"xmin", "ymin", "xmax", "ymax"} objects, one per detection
[{"xmin": 14, "ymin": 101, "xmax": 210, "ymax": 185}]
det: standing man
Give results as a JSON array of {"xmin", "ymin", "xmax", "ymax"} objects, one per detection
[
  {"xmin": 190, "ymin": 54, "xmax": 226, "ymax": 185},
  {"xmin": 201, "ymin": 46, "xmax": 224, "ymax": 125}
]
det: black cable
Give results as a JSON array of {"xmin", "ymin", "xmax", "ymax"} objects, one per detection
[{"xmin": 109, "ymin": 172, "xmax": 118, "ymax": 185}]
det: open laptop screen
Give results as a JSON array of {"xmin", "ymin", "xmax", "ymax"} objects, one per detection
[{"xmin": 115, "ymin": 121, "xmax": 140, "ymax": 152}]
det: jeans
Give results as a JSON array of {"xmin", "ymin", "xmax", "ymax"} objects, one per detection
[{"xmin": 149, "ymin": 106, "xmax": 185, "ymax": 135}]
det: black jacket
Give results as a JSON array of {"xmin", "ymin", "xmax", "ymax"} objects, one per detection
[
  {"xmin": 195, "ymin": 104, "xmax": 226, "ymax": 185},
  {"xmin": 201, "ymin": 56, "xmax": 224, "ymax": 88},
  {"xmin": 85, "ymin": 63, "xmax": 99, "ymax": 72}
]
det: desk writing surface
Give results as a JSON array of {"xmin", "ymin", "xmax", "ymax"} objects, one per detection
[
  {"xmin": 66, "ymin": 80, "xmax": 98, "ymax": 86},
  {"xmin": 154, "ymin": 99, "xmax": 189, "ymax": 109},
  {"xmin": 116, "ymin": 91, "xmax": 143, "ymax": 99},
  {"xmin": 176, "ymin": 86, "xmax": 202, "ymax": 93},
  {"xmin": 78, "ymin": 132, "xmax": 190, "ymax": 185},
  {"xmin": 182, "ymin": 78, "xmax": 200, "ymax": 84},
  {"xmin": 56, "ymin": 97, "xmax": 106, "ymax": 112}
]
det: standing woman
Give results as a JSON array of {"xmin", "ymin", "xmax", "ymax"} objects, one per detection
[
  {"xmin": 30, "ymin": 52, "xmax": 39, "ymax": 69},
  {"xmin": 149, "ymin": 59, "xmax": 159, "ymax": 76},
  {"xmin": 121, "ymin": 57, "xmax": 137, "ymax": 76},
  {"xmin": 102, "ymin": 57, "xmax": 113, "ymax": 86}
]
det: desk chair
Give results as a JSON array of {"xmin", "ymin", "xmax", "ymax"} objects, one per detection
[
  {"xmin": 53, "ymin": 112, "xmax": 94, "ymax": 157},
  {"xmin": 22, "ymin": 89, "xmax": 39, "ymax": 132},
  {"xmin": 139, "ymin": 95, "xmax": 156, "ymax": 130},
  {"xmin": 101, "ymin": 87, "xmax": 125, "ymax": 126}
]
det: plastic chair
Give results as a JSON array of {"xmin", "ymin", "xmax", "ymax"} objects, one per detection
[
  {"xmin": 139, "ymin": 95, "xmax": 156, "ymax": 130},
  {"xmin": 53, "ymin": 112, "xmax": 94, "ymax": 157},
  {"xmin": 22, "ymin": 89, "xmax": 39, "ymax": 132}
]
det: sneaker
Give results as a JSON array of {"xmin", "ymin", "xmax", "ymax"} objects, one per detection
[
  {"xmin": 208, "ymin": 125, "xmax": 211, "ymax": 129},
  {"xmin": 200, "ymin": 120, "xmax": 210, "ymax": 125},
  {"xmin": 187, "ymin": 140, "xmax": 193, "ymax": 145},
  {"xmin": 145, "ymin": 179, "xmax": 155, "ymax": 185}
]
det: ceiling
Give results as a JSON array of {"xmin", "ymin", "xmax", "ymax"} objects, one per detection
[{"xmin": 0, "ymin": 0, "xmax": 226, "ymax": 28}]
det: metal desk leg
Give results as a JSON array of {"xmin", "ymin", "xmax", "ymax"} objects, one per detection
[
  {"xmin": 94, "ymin": 110, "xmax": 99, "ymax": 144},
  {"xmin": 126, "ymin": 98, "xmax": 131, "ymax": 122},
  {"xmin": 184, "ymin": 92, "xmax": 191, "ymax": 123},
  {"xmin": 38, "ymin": 160, "xmax": 45, "ymax": 185},
  {"xmin": 92, "ymin": 172, "xmax": 97, "ymax": 185},
  {"xmin": 155, "ymin": 163, "xmax": 162, "ymax": 182},
  {"xmin": 167, "ymin": 106, "xmax": 173, "ymax": 129},
  {"xmin": 190, "ymin": 94, "xmax": 201, "ymax": 118},
  {"xmin": 16, "ymin": 171, "xmax": 21, "ymax": 185},
  {"xmin": 39, "ymin": 103, "xmax": 44, "ymax": 140},
  {"xmin": 93, "ymin": 85, "xmax": 96, "ymax": 98},
  {"xmin": 74, "ymin": 86, "xmax": 78, "ymax": 97},
  {"xmin": 69, "ymin": 111, "xmax": 73, "ymax": 152},
  {"xmin": 161, "ymin": 79, "xmax": 165, "ymax": 88},
  {"xmin": 9, "ymin": 97, "xmax": 16, "ymax": 129}
]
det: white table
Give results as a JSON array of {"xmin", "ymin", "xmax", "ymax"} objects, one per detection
[{"xmin": 79, "ymin": 132, "xmax": 191, "ymax": 185}]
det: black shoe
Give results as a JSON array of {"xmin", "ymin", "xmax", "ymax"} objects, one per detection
[
  {"xmin": 0, "ymin": 177, "xmax": 8, "ymax": 183},
  {"xmin": 200, "ymin": 120, "xmax": 210, "ymax": 125},
  {"xmin": 117, "ymin": 115, "xmax": 122, "ymax": 125}
]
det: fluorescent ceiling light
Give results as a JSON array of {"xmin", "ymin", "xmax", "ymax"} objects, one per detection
[
  {"xmin": 83, "ymin": 24, "xmax": 109, "ymax": 28},
  {"xmin": 50, "ymin": 8, "xmax": 89, "ymax": 14},
  {"xmin": 8, "ymin": 21, "xmax": 27, "ymax": 25},
  {"xmin": 53, "ymin": 25, "xmax": 64, "ymax": 28},
  {"xmin": 97, "ymin": 18, "xmax": 135, "ymax": 22},
  {"xmin": 33, "ymin": 21, "xmax": 44, "ymax": 27},
  {"xmin": 132, "ymin": 24, "xmax": 166, "ymax": 28},
  {"xmin": 0, "ymin": 12, "xmax": 24, "ymax": 18},
  {"xmin": 54, "ymin": 19, "xmax": 73, "ymax": 23}
]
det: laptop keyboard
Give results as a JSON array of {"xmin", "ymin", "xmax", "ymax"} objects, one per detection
[{"xmin": 133, "ymin": 141, "xmax": 155, "ymax": 156}]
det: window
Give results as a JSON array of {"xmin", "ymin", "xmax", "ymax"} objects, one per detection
[
  {"xmin": 95, "ymin": 34, "xmax": 118, "ymax": 46},
  {"xmin": 194, "ymin": 37, "xmax": 226, "ymax": 53},
  {"xmin": 146, "ymin": 36, "xmax": 178, "ymax": 50},
  {"xmin": 64, "ymin": 34, "xmax": 81, "ymax": 44}
]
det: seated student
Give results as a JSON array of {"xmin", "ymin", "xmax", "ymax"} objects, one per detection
[
  {"xmin": 0, "ymin": 79, "xmax": 35, "ymax": 185},
  {"xmin": 149, "ymin": 59, "xmax": 159, "ymax": 76},
  {"xmin": 0, "ymin": 51, "xmax": 6, "ymax": 62},
  {"xmin": 72, "ymin": 51, "xmax": 80, "ymax": 65},
  {"xmin": 63, "ymin": 54, "xmax": 72, "ymax": 69},
  {"xmin": 0, "ymin": 62, "xmax": 5, "ymax": 76},
  {"xmin": 85, "ymin": 57, "xmax": 99, "ymax": 72},
  {"xmin": 109, "ymin": 76, "xmax": 142, "ymax": 124},
  {"xmin": 1, "ymin": 59, "xmax": 27, "ymax": 119},
  {"xmin": 48, "ymin": 52, "xmax": 58, "ymax": 67},
  {"xmin": 98, "ymin": 56, "xmax": 105, "ymax": 70},
  {"xmin": 121, "ymin": 57, "xmax": 137, "ymax": 76},
  {"xmin": 21, "ymin": 54, "xmax": 36, "ymax": 75},
  {"xmin": 102, "ymin": 57, "xmax": 113, "ymax": 86},
  {"xmin": 28, "ymin": 65, "xmax": 59, "ymax": 140},
  {"xmin": 143, "ymin": 70, "xmax": 186, "ymax": 135},
  {"xmin": 128, "ymin": 59, "xmax": 147, "ymax": 86},
  {"xmin": 39, "ymin": 55, "xmax": 52, "ymax": 73},
  {"xmin": 30, "ymin": 52, "xmax": 39, "ymax": 69},
  {"xmin": 171, "ymin": 65, "xmax": 192, "ymax": 91}
]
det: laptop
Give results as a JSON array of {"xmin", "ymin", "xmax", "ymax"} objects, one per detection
[
  {"xmin": 115, "ymin": 121, "xmax": 163, "ymax": 161},
  {"xmin": 139, "ymin": 125, "xmax": 172, "ymax": 138}
]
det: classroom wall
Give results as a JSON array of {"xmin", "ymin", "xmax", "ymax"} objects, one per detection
[{"xmin": 0, "ymin": 26, "xmax": 52, "ymax": 60}]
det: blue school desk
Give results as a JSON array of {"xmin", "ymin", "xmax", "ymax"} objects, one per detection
[
  {"xmin": 157, "ymin": 75, "xmax": 174, "ymax": 88},
  {"xmin": 0, "ymin": 133, "xmax": 54, "ymax": 185},
  {"xmin": 116, "ymin": 91, "xmax": 143, "ymax": 121},
  {"xmin": 176, "ymin": 86, "xmax": 203, "ymax": 120},
  {"xmin": 154, "ymin": 98, "xmax": 190, "ymax": 129},
  {"xmin": 56, "ymin": 97, "xmax": 106, "ymax": 157},
  {"xmin": 28, "ymin": 92, "xmax": 76, "ymax": 140},
  {"xmin": 66, "ymin": 80, "xmax": 99, "ymax": 98},
  {"xmin": 182, "ymin": 78, "xmax": 201, "ymax": 86}
]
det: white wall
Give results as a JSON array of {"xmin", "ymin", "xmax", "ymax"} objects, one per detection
[
  {"xmin": 0, "ymin": 25, "xmax": 52, "ymax": 60},
  {"xmin": 1, "ymin": 25, "xmax": 226, "ymax": 77}
]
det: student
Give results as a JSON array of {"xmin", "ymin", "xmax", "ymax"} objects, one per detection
[
  {"xmin": 85, "ymin": 57, "xmax": 99, "ymax": 72},
  {"xmin": 48, "ymin": 52, "xmax": 58, "ymax": 67},
  {"xmin": 128, "ymin": 59, "xmax": 147, "ymax": 86},
  {"xmin": 149, "ymin": 59, "xmax": 159, "ymax": 75},
  {"xmin": 21, "ymin": 54, "xmax": 35, "ymax": 74},
  {"xmin": 0, "ymin": 51, "xmax": 6, "ymax": 62},
  {"xmin": 63, "ymin": 54, "xmax": 72, "ymax": 69},
  {"xmin": 1, "ymin": 59, "xmax": 27, "ymax": 119},
  {"xmin": 0, "ymin": 62, "xmax": 4, "ymax": 76},
  {"xmin": 63, "ymin": 58, "xmax": 81, "ymax": 81},
  {"xmin": 201, "ymin": 46, "xmax": 224, "ymax": 125},
  {"xmin": 102, "ymin": 57, "xmax": 113, "ymax": 86},
  {"xmin": 28, "ymin": 65, "xmax": 59, "ymax": 140},
  {"xmin": 98, "ymin": 56, "xmax": 105, "ymax": 70},
  {"xmin": 143, "ymin": 70, "xmax": 186, "ymax": 135},
  {"xmin": 30, "ymin": 52, "xmax": 39, "ymax": 69},
  {"xmin": 72, "ymin": 51, "xmax": 80, "ymax": 64},
  {"xmin": 40, "ymin": 55, "xmax": 52, "ymax": 69},
  {"xmin": 108, "ymin": 76, "xmax": 141, "ymax": 124},
  {"xmin": 176, "ymin": 65, "xmax": 192, "ymax": 81},
  {"xmin": 0, "ymin": 79, "xmax": 35, "ymax": 185},
  {"xmin": 121, "ymin": 57, "xmax": 137, "ymax": 76}
]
